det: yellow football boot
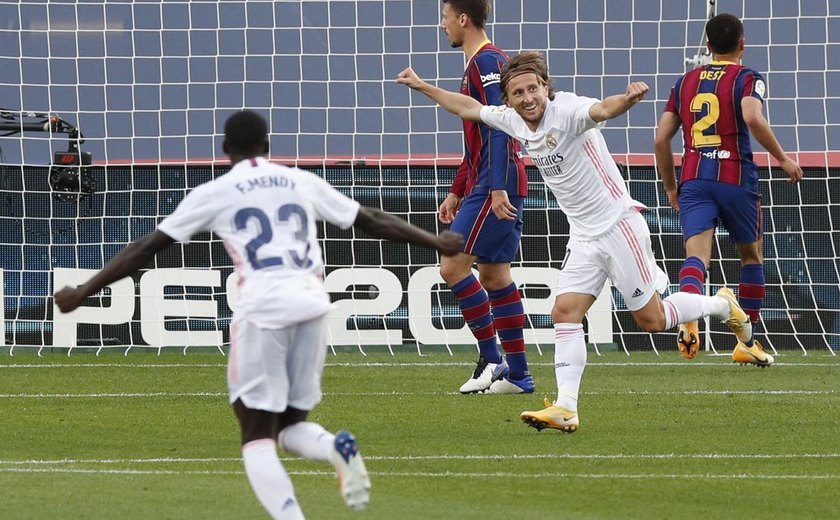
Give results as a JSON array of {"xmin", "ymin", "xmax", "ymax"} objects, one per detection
[
  {"xmin": 732, "ymin": 340, "xmax": 774, "ymax": 367},
  {"xmin": 715, "ymin": 287, "xmax": 753, "ymax": 344},
  {"xmin": 520, "ymin": 397, "xmax": 579, "ymax": 433},
  {"xmin": 677, "ymin": 320, "xmax": 700, "ymax": 359}
]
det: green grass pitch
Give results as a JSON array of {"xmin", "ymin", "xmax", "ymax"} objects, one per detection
[{"xmin": 1, "ymin": 350, "xmax": 838, "ymax": 519}]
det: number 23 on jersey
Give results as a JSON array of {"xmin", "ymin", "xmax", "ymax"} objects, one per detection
[{"xmin": 234, "ymin": 203, "xmax": 313, "ymax": 270}]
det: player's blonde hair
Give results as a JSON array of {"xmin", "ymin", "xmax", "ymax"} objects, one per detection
[{"xmin": 500, "ymin": 51, "xmax": 555, "ymax": 102}]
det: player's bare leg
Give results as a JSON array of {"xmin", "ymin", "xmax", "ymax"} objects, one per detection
[
  {"xmin": 234, "ymin": 400, "xmax": 304, "ymax": 519},
  {"xmin": 521, "ymin": 292, "xmax": 591, "ymax": 431},
  {"xmin": 631, "ymin": 286, "xmax": 755, "ymax": 369},
  {"xmin": 277, "ymin": 408, "xmax": 371, "ymax": 511},
  {"xmin": 441, "ymin": 252, "xmax": 507, "ymax": 393}
]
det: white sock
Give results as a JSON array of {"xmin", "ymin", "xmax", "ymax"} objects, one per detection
[
  {"xmin": 703, "ymin": 294, "xmax": 731, "ymax": 320},
  {"xmin": 279, "ymin": 422, "xmax": 335, "ymax": 463},
  {"xmin": 662, "ymin": 292, "xmax": 729, "ymax": 329},
  {"xmin": 553, "ymin": 323, "xmax": 586, "ymax": 412},
  {"xmin": 242, "ymin": 439, "xmax": 304, "ymax": 520}
]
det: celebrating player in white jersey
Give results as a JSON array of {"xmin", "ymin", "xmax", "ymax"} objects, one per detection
[
  {"xmin": 397, "ymin": 51, "xmax": 753, "ymax": 433},
  {"xmin": 54, "ymin": 110, "xmax": 464, "ymax": 519}
]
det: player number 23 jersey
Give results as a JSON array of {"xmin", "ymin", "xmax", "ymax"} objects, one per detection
[{"xmin": 157, "ymin": 157, "xmax": 361, "ymax": 328}]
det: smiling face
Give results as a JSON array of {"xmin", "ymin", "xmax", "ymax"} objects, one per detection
[
  {"xmin": 504, "ymin": 72, "xmax": 550, "ymax": 129},
  {"xmin": 440, "ymin": 3, "xmax": 465, "ymax": 48}
]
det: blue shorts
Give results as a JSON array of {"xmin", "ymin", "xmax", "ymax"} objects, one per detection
[
  {"xmin": 679, "ymin": 179, "xmax": 762, "ymax": 244},
  {"xmin": 450, "ymin": 193, "xmax": 524, "ymax": 263}
]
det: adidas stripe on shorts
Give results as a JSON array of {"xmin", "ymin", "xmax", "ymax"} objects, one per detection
[{"xmin": 555, "ymin": 211, "xmax": 668, "ymax": 311}]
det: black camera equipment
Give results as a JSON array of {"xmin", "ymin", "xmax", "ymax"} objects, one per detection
[{"xmin": 0, "ymin": 109, "xmax": 96, "ymax": 201}]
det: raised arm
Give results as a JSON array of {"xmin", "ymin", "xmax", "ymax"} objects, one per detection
[
  {"xmin": 741, "ymin": 96, "xmax": 803, "ymax": 183},
  {"xmin": 396, "ymin": 67, "xmax": 484, "ymax": 123},
  {"xmin": 589, "ymin": 81, "xmax": 649, "ymax": 123}
]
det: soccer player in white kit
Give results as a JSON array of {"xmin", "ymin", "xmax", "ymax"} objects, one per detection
[
  {"xmin": 54, "ymin": 111, "xmax": 464, "ymax": 518},
  {"xmin": 397, "ymin": 52, "xmax": 753, "ymax": 432}
]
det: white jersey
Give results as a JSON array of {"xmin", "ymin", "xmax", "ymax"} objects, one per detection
[
  {"xmin": 480, "ymin": 93, "xmax": 644, "ymax": 238},
  {"xmin": 157, "ymin": 156, "xmax": 360, "ymax": 328}
]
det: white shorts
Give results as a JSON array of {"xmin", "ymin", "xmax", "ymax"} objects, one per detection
[
  {"xmin": 556, "ymin": 211, "xmax": 669, "ymax": 311},
  {"xmin": 227, "ymin": 314, "xmax": 328, "ymax": 413}
]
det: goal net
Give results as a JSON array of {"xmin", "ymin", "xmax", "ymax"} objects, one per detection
[{"xmin": 0, "ymin": 0, "xmax": 837, "ymax": 355}]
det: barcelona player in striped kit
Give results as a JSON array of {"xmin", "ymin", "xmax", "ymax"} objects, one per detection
[
  {"xmin": 439, "ymin": 0, "xmax": 532, "ymax": 394},
  {"xmin": 655, "ymin": 13, "xmax": 803, "ymax": 365}
]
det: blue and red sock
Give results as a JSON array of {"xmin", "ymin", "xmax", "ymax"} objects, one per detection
[
  {"xmin": 679, "ymin": 256, "xmax": 706, "ymax": 295},
  {"xmin": 739, "ymin": 263, "xmax": 765, "ymax": 347},
  {"xmin": 488, "ymin": 282, "xmax": 528, "ymax": 380},
  {"xmin": 451, "ymin": 274, "xmax": 499, "ymax": 363}
]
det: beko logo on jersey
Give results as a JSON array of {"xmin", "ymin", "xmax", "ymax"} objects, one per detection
[{"xmin": 480, "ymin": 72, "xmax": 500, "ymax": 86}]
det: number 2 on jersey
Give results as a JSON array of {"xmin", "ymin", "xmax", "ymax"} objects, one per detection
[
  {"xmin": 234, "ymin": 204, "xmax": 312, "ymax": 270},
  {"xmin": 690, "ymin": 93, "xmax": 722, "ymax": 148}
]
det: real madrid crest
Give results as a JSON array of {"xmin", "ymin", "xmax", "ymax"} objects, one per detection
[{"xmin": 546, "ymin": 133, "xmax": 557, "ymax": 149}]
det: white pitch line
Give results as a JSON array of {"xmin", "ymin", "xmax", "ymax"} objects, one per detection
[
  {"xmin": 348, "ymin": 471, "xmax": 840, "ymax": 480},
  {"xmin": 0, "ymin": 467, "xmax": 239, "ymax": 476},
  {"xmin": 591, "ymin": 389, "xmax": 836, "ymax": 395},
  {"xmin": 0, "ymin": 457, "xmax": 240, "ymax": 465},
  {"xmin": 2, "ymin": 452, "xmax": 839, "ymax": 466},
  {"xmin": 0, "ymin": 389, "xmax": 834, "ymax": 399},
  {"xmin": 0, "ymin": 364, "xmax": 226, "ymax": 368},
  {"xmin": 0, "ymin": 467, "xmax": 837, "ymax": 480},
  {"xmin": 366, "ymin": 453, "xmax": 840, "ymax": 461},
  {"xmin": 1, "ymin": 361, "xmax": 839, "ymax": 369},
  {"xmin": 0, "ymin": 392, "xmax": 226, "ymax": 399},
  {"xmin": 326, "ymin": 389, "xmax": 837, "ymax": 396},
  {"xmin": 327, "ymin": 361, "xmax": 840, "ymax": 367}
]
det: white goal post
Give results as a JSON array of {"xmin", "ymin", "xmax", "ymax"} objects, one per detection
[{"xmin": 0, "ymin": 0, "xmax": 836, "ymax": 355}]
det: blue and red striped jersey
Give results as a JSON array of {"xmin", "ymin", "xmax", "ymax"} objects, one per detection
[
  {"xmin": 451, "ymin": 42, "xmax": 527, "ymax": 197},
  {"xmin": 665, "ymin": 61, "xmax": 766, "ymax": 192}
]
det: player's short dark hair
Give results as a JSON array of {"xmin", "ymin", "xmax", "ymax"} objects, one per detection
[
  {"xmin": 443, "ymin": 0, "xmax": 490, "ymax": 29},
  {"xmin": 705, "ymin": 13, "xmax": 744, "ymax": 55},
  {"xmin": 224, "ymin": 110, "xmax": 268, "ymax": 155},
  {"xmin": 500, "ymin": 51, "xmax": 555, "ymax": 102}
]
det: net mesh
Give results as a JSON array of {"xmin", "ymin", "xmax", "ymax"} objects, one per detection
[{"xmin": 0, "ymin": 0, "xmax": 837, "ymax": 353}]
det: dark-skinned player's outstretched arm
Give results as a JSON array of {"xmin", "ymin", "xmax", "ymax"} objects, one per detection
[{"xmin": 54, "ymin": 207, "xmax": 463, "ymax": 314}]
